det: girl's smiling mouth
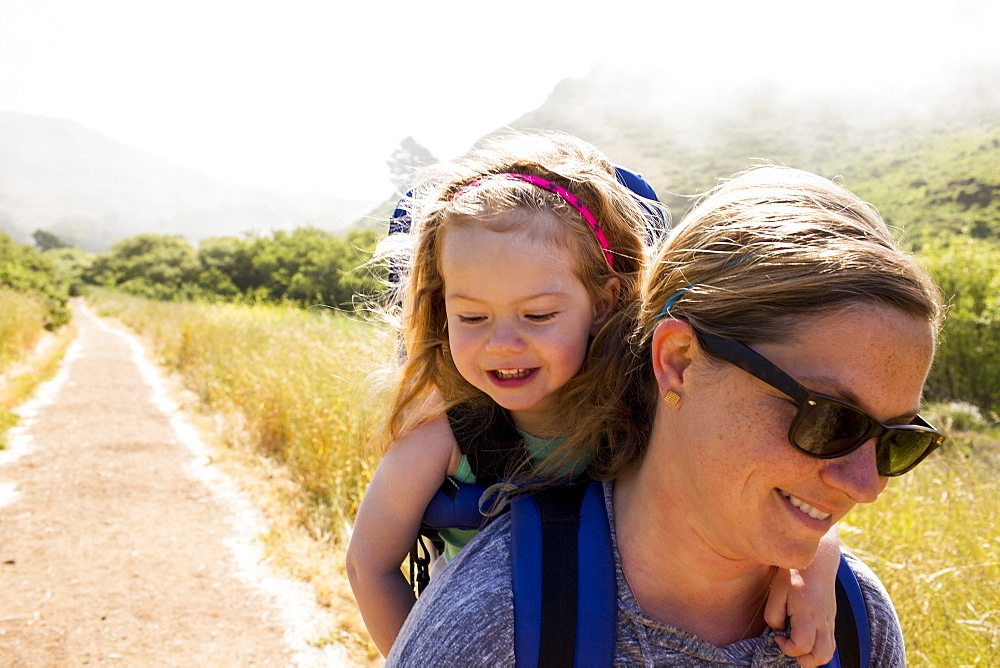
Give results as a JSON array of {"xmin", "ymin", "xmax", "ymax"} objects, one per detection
[{"xmin": 491, "ymin": 368, "xmax": 536, "ymax": 381}]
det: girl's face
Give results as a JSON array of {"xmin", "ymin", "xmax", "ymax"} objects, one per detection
[
  {"xmin": 651, "ymin": 306, "xmax": 935, "ymax": 570},
  {"xmin": 440, "ymin": 215, "xmax": 603, "ymax": 436}
]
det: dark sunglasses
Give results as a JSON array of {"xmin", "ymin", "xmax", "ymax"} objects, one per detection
[{"xmin": 697, "ymin": 330, "xmax": 945, "ymax": 476}]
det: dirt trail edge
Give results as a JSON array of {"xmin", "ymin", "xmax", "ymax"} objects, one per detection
[{"xmin": 0, "ymin": 302, "xmax": 348, "ymax": 667}]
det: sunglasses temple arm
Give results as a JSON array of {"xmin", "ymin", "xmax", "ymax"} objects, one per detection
[{"xmin": 697, "ymin": 332, "xmax": 811, "ymax": 404}]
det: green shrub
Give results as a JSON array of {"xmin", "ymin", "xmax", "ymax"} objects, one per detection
[
  {"xmin": 0, "ymin": 232, "xmax": 69, "ymax": 328},
  {"xmin": 921, "ymin": 237, "xmax": 1000, "ymax": 415}
]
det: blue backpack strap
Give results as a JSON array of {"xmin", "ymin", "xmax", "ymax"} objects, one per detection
[
  {"xmin": 410, "ymin": 479, "xmax": 494, "ymax": 596},
  {"xmin": 422, "ymin": 479, "xmax": 494, "ymax": 530},
  {"xmin": 511, "ymin": 481, "xmax": 616, "ymax": 667},
  {"xmin": 823, "ymin": 552, "xmax": 872, "ymax": 668}
]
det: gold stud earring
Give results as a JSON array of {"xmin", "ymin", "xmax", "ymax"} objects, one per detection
[{"xmin": 664, "ymin": 390, "xmax": 680, "ymax": 406}]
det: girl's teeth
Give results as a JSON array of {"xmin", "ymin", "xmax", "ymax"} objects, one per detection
[
  {"xmin": 780, "ymin": 491, "xmax": 831, "ymax": 520},
  {"xmin": 494, "ymin": 368, "xmax": 531, "ymax": 379}
]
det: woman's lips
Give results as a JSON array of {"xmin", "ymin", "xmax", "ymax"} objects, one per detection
[{"xmin": 779, "ymin": 489, "xmax": 832, "ymax": 521}]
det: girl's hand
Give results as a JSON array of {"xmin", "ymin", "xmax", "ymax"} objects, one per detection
[
  {"xmin": 765, "ymin": 568, "xmax": 835, "ymax": 666},
  {"xmin": 764, "ymin": 526, "xmax": 840, "ymax": 666}
]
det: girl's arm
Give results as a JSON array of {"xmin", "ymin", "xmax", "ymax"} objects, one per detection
[
  {"xmin": 345, "ymin": 412, "xmax": 460, "ymax": 657},
  {"xmin": 765, "ymin": 524, "xmax": 840, "ymax": 667}
]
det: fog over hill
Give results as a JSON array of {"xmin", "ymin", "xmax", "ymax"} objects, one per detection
[
  {"xmin": 8, "ymin": 60, "xmax": 996, "ymax": 254},
  {"xmin": 0, "ymin": 111, "xmax": 378, "ymax": 252},
  {"xmin": 510, "ymin": 62, "xmax": 1000, "ymax": 217}
]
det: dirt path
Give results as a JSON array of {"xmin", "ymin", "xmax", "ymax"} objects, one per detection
[{"xmin": 0, "ymin": 303, "xmax": 348, "ymax": 666}]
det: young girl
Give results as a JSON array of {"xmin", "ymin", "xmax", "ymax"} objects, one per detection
[{"xmin": 347, "ymin": 131, "xmax": 840, "ymax": 664}]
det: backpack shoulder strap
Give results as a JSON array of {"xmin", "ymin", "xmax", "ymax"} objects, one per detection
[
  {"xmin": 824, "ymin": 552, "xmax": 872, "ymax": 668},
  {"xmin": 510, "ymin": 481, "xmax": 616, "ymax": 667}
]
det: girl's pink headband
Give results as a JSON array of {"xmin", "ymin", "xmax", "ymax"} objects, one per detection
[{"xmin": 456, "ymin": 173, "xmax": 614, "ymax": 267}]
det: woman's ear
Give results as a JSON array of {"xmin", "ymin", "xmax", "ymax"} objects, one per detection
[
  {"xmin": 590, "ymin": 277, "xmax": 621, "ymax": 335},
  {"xmin": 651, "ymin": 318, "xmax": 696, "ymax": 401}
]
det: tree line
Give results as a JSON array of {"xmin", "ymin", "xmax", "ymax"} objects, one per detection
[
  {"xmin": 1, "ymin": 225, "xmax": 382, "ymax": 338},
  {"xmin": 54, "ymin": 226, "xmax": 383, "ymax": 309}
]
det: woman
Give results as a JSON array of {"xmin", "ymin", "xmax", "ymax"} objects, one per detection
[{"xmin": 386, "ymin": 166, "xmax": 945, "ymax": 666}]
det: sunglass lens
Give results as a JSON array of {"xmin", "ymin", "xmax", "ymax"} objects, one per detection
[
  {"xmin": 792, "ymin": 400, "xmax": 871, "ymax": 456},
  {"xmin": 876, "ymin": 430, "xmax": 939, "ymax": 476}
]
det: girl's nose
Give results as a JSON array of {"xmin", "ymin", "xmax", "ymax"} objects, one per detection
[
  {"xmin": 484, "ymin": 321, "xmax": 525, "ymax": 355},
  {"xmin": 821, "ymin": 439, "xmax": 885, "ymax": 505}
]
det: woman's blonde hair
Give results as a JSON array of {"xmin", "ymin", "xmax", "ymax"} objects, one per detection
[
  {"xmin": 593, "ymin": 165, "xmax": 946, "ymax": 478},
  {"xmin": 378, "ymin": 130, "xmax": 657, "ymax": 477}
]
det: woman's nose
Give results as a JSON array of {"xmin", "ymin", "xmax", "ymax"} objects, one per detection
[
  {"xmin": 484, "ymin": 321, "xmax": 526, "ymax": 355},
  {"xmin": 822, "ymin": 439, "xmax": 885, "ymax": 504}
]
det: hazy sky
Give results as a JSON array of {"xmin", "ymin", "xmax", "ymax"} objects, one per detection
[{"xmin": 1, "ymin": 0, "xmax": 996, "ymax": 201}]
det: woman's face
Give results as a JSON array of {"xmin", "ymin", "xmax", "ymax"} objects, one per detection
[{"xmin": 656, "ymin": 305, "xmax": 935, "ymax": 569}]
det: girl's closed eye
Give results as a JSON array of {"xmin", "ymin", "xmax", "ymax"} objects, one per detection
[
  {"xmin": 525, "ymin": 312, "xmax": 558, "ymax": 323},
  {"xmin": 456, "ymin": 314, "xmax": 487, "ymax": 324}
]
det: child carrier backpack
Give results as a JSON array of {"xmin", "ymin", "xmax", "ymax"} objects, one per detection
[{"xmin": 421, "ymin": 479, "xmax": 872, "ymax": 668}]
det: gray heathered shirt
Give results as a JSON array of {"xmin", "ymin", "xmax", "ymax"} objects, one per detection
[{"xmin": 387, "ymin": 482, "xmax": 905, "ymax": 667}]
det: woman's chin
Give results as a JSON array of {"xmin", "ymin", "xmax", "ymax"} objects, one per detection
[{"xmin": 763, "ymin": 541, "xmax": 822, "ymax": 571}]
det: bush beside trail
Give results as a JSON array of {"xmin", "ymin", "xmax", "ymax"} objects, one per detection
[{"xmin": 0, "ymin": 232, "xmax": 70, "ymax": 330}]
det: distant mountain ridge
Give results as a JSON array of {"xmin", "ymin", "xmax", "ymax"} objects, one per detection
[{"xmin": 0, "ymin": 111, "xmax": 378, "ymax": 252}]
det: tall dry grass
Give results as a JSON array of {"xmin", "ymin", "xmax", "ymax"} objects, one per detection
[
  {"xmin": 1, "ymin": 288, "xmax": 53, "ymax": 439},
  {"xmin": 0, "ymin": 290, "xmax": 75, "ymax": 445},
  {"xmin": 842, "ymin": 428, "xmax": 999, "ymax": 665},
  {"xmin": 0, "ymin": 287, "xmax": 47, "ymax": 369}
]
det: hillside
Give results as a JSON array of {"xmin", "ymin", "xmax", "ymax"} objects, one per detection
[
  {"xmin": 0, "ymin": 112, "xmax": 377, "ymax": 252},
  {"xmin": 510, "ymin": 64, "xmax": 1000, "ymax": 247}
]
